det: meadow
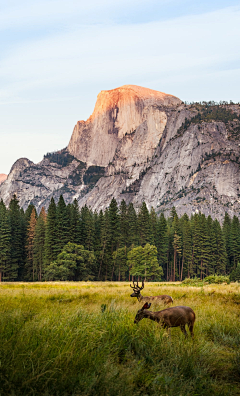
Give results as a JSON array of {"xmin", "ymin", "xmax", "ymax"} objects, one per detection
[{"xmin": 0, "ymin": 282, "xmax": 239, "ymax": 396}]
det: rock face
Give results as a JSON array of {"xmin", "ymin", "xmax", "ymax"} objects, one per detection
[
  {"xmin": 68, "ymin": 85, "xmax": 181, "ymax": 167},
  {"xmin": 0, "ymin": 174, "xmax": 7, "ymax": 185},
  {"xmin": 1, "ymin": 84, "xmax": 240, "ymax": 221}
]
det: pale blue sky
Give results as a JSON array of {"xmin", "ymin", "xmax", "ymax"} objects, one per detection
[{"xmin": 1, "ymin": 0, "xmax": 240, "ymax": 174}]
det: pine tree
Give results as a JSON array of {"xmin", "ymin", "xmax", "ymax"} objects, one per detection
[
  {"xmin": 230, "ymin": 263, "xmax": 240, "ymax": 282},
  {"xmin": 169, "ymin": 206, "xmax": 178, "ymax": 225},
  {"xmin": 33, "ymin": 207, "xmax": 46, "ymax": 281},
  {"xmin": 108, "ymin": 198, "xmax": 120, "ymax": 280},
  {"xmin": 25, "ymin": 204, "xmax": 37, "ymax": 224},
  {"xmin": 166, "ymin": 226, "xmax": 173, "ymax": 281},
  {"xmin": 206, "ymin": 215, "xmax": 215, "ymax": 275},
  {"xmin": 230, "ymin": 215, "xmax": 240, "ymax": 271},
  {"xmin": 0, "ymin": 200, "xmax": 11, "ymax": 281},
  {"xmin": 173, "ymin": 232, "xmax": 181, "ymax": 281},
  {"xmin": 56, "ymin": 195, "xmax": 70, "ymax": 254},
  {"xmin": 19, "ymin": 207, "xmax": 28, "ymax": 280},
  {"xmin": 113, "ymin": 247, "xmax": 129, "ymax": 281},
  {"xmin": 97, "ymin": 209, "xmax": 106, "ymax": 280},
  {"xmin": 26, "ymin": 209, "xmax": 37, "ymax": 280},
  {"xmin": 98, "ymin": 208, "xmax": 112, "ymax": 280},
  {"xmin": 8, "ymin": 195, "xmax": 23, "ymax": 280},
  {"xmin": 212, "ymin": 219, "xmax": 227, "ymax": 275},
  {"xmin": 150, "ymin": 207, "xmax": 158, "ymax": 246},
  {"xmin": 191, "ymin": 214, "xmax": 202, "ymax": 278},
  {"xmin": 115, "ymin": 200, "xmax": 129, "ymax": 280},
  {"xmin": 69, "ymin": 199, "xmax": 81, "ymax": 244},
  {"xmin": 172, "ymin": 215, "xmax": 182, "ymax": 281},
  {"xmin": 84, "ymin": 207, "xmax": 95, "ymax": 252},
  {"xmin": 44, "ymin": 197, "xmax": 58, "ymax": 266},
  {"xmin": 222, "ymin": 212, "xmax": 232, "ymax": 273},
  {"xmin": 108, "ymin": 198, "xmax": 120, "ymax": 251},
  {"xmin": 119, "ymin": 200, "xmax": 128, "ymax": 248},
  {"xmin": 79, "ymin": 205, "xmax": 88, "ymax": 247},
  {"xmin": 94, "ymin": 209, "xmax": 103, "ymax": 254},
  {"xmin": 181, "ymin": 215, "xmax": 192, "ymax": 280},
  {"xmin": 138, "ymin": 202, "xmax": 152, "ymax": 246},
  {"xmin": 127, "ymin": 203, "xmax": 138, "ymax": 248},
  {"xmin": 156, "ymin": 213, "xmax": 168, "ymax": 280},
  {"xmin": 93, "ymin": 210, "xmax": 101, "ymax": 250}
]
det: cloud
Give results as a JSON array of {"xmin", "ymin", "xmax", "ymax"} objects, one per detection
[
  {"xmin": 1, "ymin": 6, "xmax": 239, "ymax": 102},
  {"xmin": 1, "ymin": 0, "xmax": 173, "ymax": 30},
  {"xmin": 0, "ymin": 4, "xmax": 239, "ymax": 173}
]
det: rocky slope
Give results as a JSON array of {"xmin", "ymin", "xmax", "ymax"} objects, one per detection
[
  {"xmin": 0, "ymin": 174, "xmax": 7, "ymax": 185},
  {"xmin": 1, "ymin": 85, "xmax": 240, "ymax": 221}
]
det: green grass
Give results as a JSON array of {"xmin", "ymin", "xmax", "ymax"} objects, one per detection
[{"xmin": 0, "ymin": 282, "xmax": 239, "ymax": 396}]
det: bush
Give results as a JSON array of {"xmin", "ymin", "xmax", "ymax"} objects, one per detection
[
  {"xmin": 204, "ymin": 275, "xmax": 230, "ymax": 284},
  {"xmin": 181, "ymin": 275, "xmax": 230, "ymax": 286},
  {"xmin": 181, "ymin": 277, "xmax": 204, "ymax": 286}
]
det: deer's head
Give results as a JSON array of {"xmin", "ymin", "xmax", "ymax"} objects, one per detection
[
  {"xmin": 130, "ymin": 280, "xmax": 144, "ymax": 297},
  {"xmin": 134, "ymin": 302, "xmax": 151, "ymax": 324}
]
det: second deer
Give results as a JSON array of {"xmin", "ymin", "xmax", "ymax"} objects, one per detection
[
  {"xmin": 130, "ymin": 281, "xmax": 173, "ymax": 305},
  {"xmin": 134, "ymin": 302, "xmax": 195, "ymax": 337}
]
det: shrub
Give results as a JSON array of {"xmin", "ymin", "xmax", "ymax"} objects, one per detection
[
  {"xmin": 204, "ymin": 275, "xmax": 230, "ymax": 284},
  {"xmin": 181, "ymin": 275, "xmax": 230, "ymax": 286},
  {"xmin": 181, "ymin": 277, "xmax": 204, "ymax": 286}
]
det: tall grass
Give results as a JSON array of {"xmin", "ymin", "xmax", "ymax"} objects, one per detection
[{"xmin": 0, "ymin": 282, "xmax": 239, "ymax": 395}]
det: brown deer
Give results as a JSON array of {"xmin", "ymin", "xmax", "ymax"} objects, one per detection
[
  {"xmin": 134, "ymin": 302, "xmax": 195, "ymax": 337},
  {"xmin": 130, "ymin": 281, "xmax": 173, "ymax": 305}
]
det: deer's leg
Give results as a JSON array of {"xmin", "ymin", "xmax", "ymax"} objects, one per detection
[
  {"xmin": 180, "ymin": 325, "xmax": 187, "ymax": 337},
  {"xmin": 188, "ymin": 323, "xmax": 194, "ymax": 338},
  {"xmin": 167, "ymin": 327, "xmax": 171, "ymax": 340}
]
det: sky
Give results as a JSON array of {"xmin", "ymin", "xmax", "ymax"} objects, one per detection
[{"xmin": 1, "ymin": 0, "xmax": 240, "ymax": 175}]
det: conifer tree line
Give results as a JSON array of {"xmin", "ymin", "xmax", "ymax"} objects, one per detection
[{"xmin": 0, "ymin": 195, "xmax": 239, "ymax": 282}]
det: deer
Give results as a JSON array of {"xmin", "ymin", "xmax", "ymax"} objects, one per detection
[
  {"xmin": 134, "ymin": 302, "xmax": 195, "ymax": 338},
  {"xmin": 130, "ymin": 281, "xmax": 173, "ymax": 305}
]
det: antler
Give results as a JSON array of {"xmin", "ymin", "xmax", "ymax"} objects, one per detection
[
  {"xmin": 130, "ymin": 280, "xmax": 138, "ymax": 289},
  {"xmin": 130, "ymin": 280, "xmax": 144, "ymax": 290}
]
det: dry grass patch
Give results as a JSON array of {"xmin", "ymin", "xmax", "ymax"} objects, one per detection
[{"xmin": 0, "ymin": 282, "xmax": 239, "ymax": 395}]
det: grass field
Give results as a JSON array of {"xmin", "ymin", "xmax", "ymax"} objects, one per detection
[{"xmin": 0, "ymin": 282, "xmax": 239, "ymax": 396}]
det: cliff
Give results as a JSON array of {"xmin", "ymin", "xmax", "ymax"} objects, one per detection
[
  {"xmin": 0, "ymin": 174, "xmax": 7, "ymax": 185},
  {"xmin": 1, "ymin": 85, "xmax": 240, "ymax": 221},
  {"xmin": 67, "ymin": 85, "xmax": 181, "ymax": 166}
]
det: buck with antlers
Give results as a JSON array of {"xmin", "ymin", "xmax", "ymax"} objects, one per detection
[
  {"xmin": 134, "ymin": 302, "xmax": 195, "ymax": 337},
  {"xmin": 130, "ymin": 281, "xmax": 173, "ymax": 305}
]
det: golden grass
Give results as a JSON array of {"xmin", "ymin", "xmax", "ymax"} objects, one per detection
[{"xmin": 0, "ymin": 282, "xmax": 239, "ymax": 396}]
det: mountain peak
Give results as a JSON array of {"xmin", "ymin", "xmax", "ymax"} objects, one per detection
[
  {"xmin": 90, "ymin": 84, "xmax": 181, "ymax": 120},
  {"xmin": 68, "ymin": 84, "xmax": 181, "ymax": 166}
]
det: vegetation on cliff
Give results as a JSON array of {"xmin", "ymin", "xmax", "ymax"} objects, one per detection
[
  {"xmin": 176, "ymin": 103, "xmax": 240, "ymax": 138},
  {"xmin": 44, "ymin": 149, "xmax": 76, "ymax": 167}
]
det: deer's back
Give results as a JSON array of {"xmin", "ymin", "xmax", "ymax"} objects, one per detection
[
  {"xmin": 156, "ymin": 306, "xmax": 195, "ymax": 327},
  {"xmin": 142, "ymin": 295, "xmax": 173, "ymax": 304}
]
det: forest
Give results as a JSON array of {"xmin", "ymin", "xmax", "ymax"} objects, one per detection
[{"xmin": 0, "ymin": 194, "xmax": 240, "ymax": 282}]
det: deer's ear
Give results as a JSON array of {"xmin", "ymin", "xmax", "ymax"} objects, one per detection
[{"xmin": 142, "ymin": 303, "xmax": 149, "ymax": 310}]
